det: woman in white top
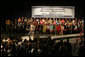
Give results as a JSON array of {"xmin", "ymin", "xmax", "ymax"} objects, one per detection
[{"xmin": 30, "ymin": 23, "xmax": 35, "ymax": 35}]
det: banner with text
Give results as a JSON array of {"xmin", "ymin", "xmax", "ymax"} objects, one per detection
[{"xmin": 32, "ymin": 6, "xmax": 75, "ymax": 18}]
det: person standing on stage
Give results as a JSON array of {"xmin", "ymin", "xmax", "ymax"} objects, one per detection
[
  {"xmin": 60, "ymin": 24, "xmax": 64, "ymax": 35},
  {"xmin": 56, "ymin": 18, "xmax": 58, "ymax": 24},
  {"xmin": 49, "ymin": 18, "xmax": 52, "ymax": 24},
  {"xmin": 10, "ymin": 21, "xmax": 15, "ymax": 33},
  {"xmin": 81, "ymin": 19, "xmax": 84, "ymax": 24},
  {"xmin": 72, "ymin": 18, "xmax": 75, "ymax": 25},
  {"xmin": 40, "ymin": 18, "xmax": 43, "ymax": 25},
  {"xmin": 18, "ymin": 17, "xmax": 21, "ymax": 27},
  {"xmin": 61, "ymin": 18, "xmax": 65, "ymax": 24},
  {"xmin": 30, "ymin": 17, "xmax": 33, "ymax": 23},
  {"xmin": 5, "ymin": 19, "xmax": 11, "ymax": 33},
  {"xmin": 24, "ymin": 17, "xmax": 27, "ymax": 27},
  {"xmin": 42, "ymin": 18, "xmax": 45, "ymax": 22},
  {"xmin": 78, "ymin": 19, "xmax": 82, "ymax": 26},
  {"xmin": 14, "ymin": 18, "xmax": 18, "ymax": 33},
  {"xmin": 53, "ymin": 18, "xmax": 56, "ymax": 25},
  {"xmin": 36, "ymin": 18, "xmax": 39, "ymax": 24},
  {"xmin": 53, "ymin": 18, "xmax": 56, "ymax": 34},
  {"xmin": 29, "ymin": 23, "xmax": 35, "ymax": 35},
  {"xmin": 14, "ymin": 18, "xmax": 17, "ymax": 29},
  {"xmin": 44, "ymin": 18, "xmax": 47, "ymax": 25},
  {"xmin": 17, "ymin": 17, "xmax": 22, "ymax": 33},
  {"xmin": 18, "ymin": 17, "xmax": 21, "ymax": 23},
  {"xmin": 49, "ymin": 23, "xmax": 53, "ymax": 34},
  {"xmin": 46, "ymin": 23, "xmax": 50, "ymax": 34},
  {"xmin": 56, "ymin": 24, "xmax": 61, "ymax": 35},
  {"xmin": 46, "ymin": 18, "xmax": 48, "ymax": 24},
  {"xmin": 43, "ymin": 23, "xmax": 47, "ymax": 34},
  {"xmin": 38, "ymin": 23, "xmax": 41, "ymax": 34},
  {"xmin": 21, "ymin": 17, "xmax": 24, "ymax": 30},
  {"xmin": 33, "ymin": 18, "xmax": 37, "ymax": 33},
  {"xmin": 27, "ymin": 17, "xmax": 30, "ymax": 25},
  {"xmin": 26, "ymin": 23, "xmax": 30, "ymax": 35},
  {"xmin": 21, "ymin": 17, "xmax": 24, "ymax": 23},
  {"xmin": 39, "ymin": 23, "xmax": 43, "ymax": 34},
  {"xmin": 19, "ymin": 17, "xmax": 23, "ymax": 32}
]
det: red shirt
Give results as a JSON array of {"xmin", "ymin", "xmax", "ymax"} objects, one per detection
[
  {"xmin": 34, "ymin": 21, "xmax": 37, "ymax": 25},
  {"xmin": 62, "ymin": 19, "xmax": 65, "ymax": 23},
  {"xmin": 56, "ymin": 25, "xmax": 61, "ymax": 31}
]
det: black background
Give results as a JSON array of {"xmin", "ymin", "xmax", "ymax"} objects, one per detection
[{"xmin": 1, "ymin": 0, "xmax": 84, "ymax": 19}]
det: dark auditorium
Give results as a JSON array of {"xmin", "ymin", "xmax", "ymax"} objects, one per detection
[{"xmin": 1, "ymin": 0, "xmax": 84, "ymax": 56}]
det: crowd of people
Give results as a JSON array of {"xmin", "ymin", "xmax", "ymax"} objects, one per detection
[
  {"xmin": 5, "ymin": 17, "xmax": 84, "ymax": 35},
  {"xmin": 1, "ymin": 35, "xmax": 84, "ymax": 56},
  {"xmin": 1, "ymin": 17, "xmax": 84, "ymax": 56}
]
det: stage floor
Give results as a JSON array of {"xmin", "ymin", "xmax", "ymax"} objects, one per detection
[
  {"xmin": 1, "ymin": 32, "xmax": 84, "ymax": 38},
  {"xmin": 1, "ymin": 32, "xmax": 84, "ymax": 45},
  {"xmin": 39, "ymin": 33, "xmax": 84, "ymax": 39}
]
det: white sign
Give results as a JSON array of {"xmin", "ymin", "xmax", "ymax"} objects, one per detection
[{"xmin": 32, "ymin": 6, "xmax": 75, "ymax": 18}]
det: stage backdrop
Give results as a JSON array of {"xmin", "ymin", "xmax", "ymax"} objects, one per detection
[{"xmin": 32, "ymin": 6, "xmax": 75, "ymax": 18}]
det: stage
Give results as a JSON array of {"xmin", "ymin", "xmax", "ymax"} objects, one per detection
[
  {"xmin": 21, "ymin": 33, "xmax": 84, "ymax": 43},
  {"xmin": 37, "ymin": 33, "xmax": 84, "ymax": 39}
]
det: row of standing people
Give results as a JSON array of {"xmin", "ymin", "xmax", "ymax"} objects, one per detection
[{"xmin": 5, "ymin": 17, "xmax": 84, "ymax": 35}]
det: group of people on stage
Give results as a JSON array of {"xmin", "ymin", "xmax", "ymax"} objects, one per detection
[{"xmin": 5, "ymin": 17, "xmax": 84, "ymax": 35}]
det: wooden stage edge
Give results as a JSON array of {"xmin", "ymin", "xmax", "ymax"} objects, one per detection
[
  {"xmin": 21, "ymin": 33, "xmax": 84, "ymax": 41},
  {"xmin": 39, "ymin": 33, "xmax": 84, "ymax": 39}
]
